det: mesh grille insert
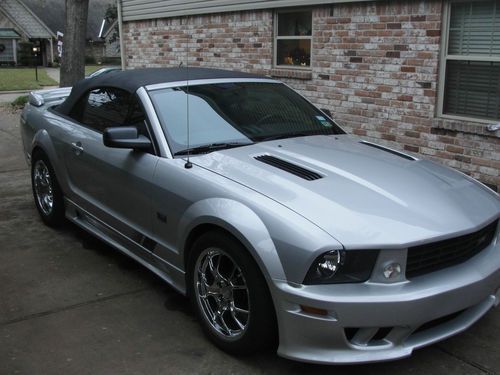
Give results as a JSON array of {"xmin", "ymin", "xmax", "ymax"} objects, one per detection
[{"xmin": 406, "ymin": 219, "xmax": 498, "ymax": 279}]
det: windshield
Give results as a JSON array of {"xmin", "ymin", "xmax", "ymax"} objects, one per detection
[{"xmin": 148, "ymin": 81, "xmax": 344, "ymax": 156}]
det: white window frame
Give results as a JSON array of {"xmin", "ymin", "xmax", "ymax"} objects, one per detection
[
  {"xmin": 437, "ymin": 0, "xmax": 500, "ymax": 124},
  {"xmin": 273, "ymin": 8, "xmax": 313, "ymax": 70}
]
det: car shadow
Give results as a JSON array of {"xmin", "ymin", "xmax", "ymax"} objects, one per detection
[{"xmin": 61, "ymin": 220, "xmax": 190, "ymax": 310}]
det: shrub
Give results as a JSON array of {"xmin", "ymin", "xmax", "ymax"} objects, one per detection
[{"xmin": 11, "ymin": 95, "xmax": 28, "ymax": 108}]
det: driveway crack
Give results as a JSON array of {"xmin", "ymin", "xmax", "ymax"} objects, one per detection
[
  {"xmin": 0, "ymin": 287, "xmax": 150, "ymax": 327},
  {"xmin": 437, "ymin": 346, "xmax": 494, "ymax": 374}
]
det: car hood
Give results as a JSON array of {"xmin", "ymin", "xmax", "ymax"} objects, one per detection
[{"xmin": 193, "ymin": 135, "xmax": 500, "ymax": 248}]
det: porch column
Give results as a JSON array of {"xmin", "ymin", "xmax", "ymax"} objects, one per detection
[
  {"xmin": 12, "ymin": 39, "xmax": 17, "ymax": 64},
  {"xmin": 49, "ymin": 38, "xmax": 54, "ymax": 63}
]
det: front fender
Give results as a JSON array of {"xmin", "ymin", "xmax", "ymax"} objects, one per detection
[{"xmin": 178, "ymin": 198, "xmax": 287, "ymax": 282}]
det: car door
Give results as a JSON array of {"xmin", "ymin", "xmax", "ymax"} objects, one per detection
[{"xmin": 62, "ymin": 87, "xmax": 159, "ymax": 255}]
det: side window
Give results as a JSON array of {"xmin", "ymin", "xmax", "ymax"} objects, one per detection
[
  {"xmin": 70, "ymin": 88, "xmax": 131, "ymax": 132},
  {"xmin": 69, "ymin": 88, "xmax": 156, "ymax": 154},
  {"xmin": 127, "ymin": 96, "xmax": 148, "ymax": 137}
]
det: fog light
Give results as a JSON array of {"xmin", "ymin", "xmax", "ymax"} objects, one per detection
[{"xmin": 383, "ymin": 263, "xmax": 401, "ymax": 279}]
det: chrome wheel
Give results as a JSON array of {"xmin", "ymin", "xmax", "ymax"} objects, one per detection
[
  {"xmin": 194, "ymin": 247, "xmax": 250, "ymax": 340},
  {"xmin": 33, "ymin": 160, "xmax": 54, "ymax": 216}
]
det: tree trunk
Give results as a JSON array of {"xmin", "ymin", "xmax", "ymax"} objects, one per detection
[{"xmin": 60, "ymin": 0, "xmax": 89, "ymax": 87}]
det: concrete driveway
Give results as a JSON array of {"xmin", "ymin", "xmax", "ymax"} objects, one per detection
[{"xmin": 0, "ymin": 106, "xmax": 498, "ymax": 375}]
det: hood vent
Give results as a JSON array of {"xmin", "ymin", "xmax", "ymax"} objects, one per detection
[
  {"xmin": 254, "ymin": 155, "xmax": 323, "ymax": 181},
  {"xmin": 360, "ymin": 141, "xmax": 416, "ymax": 161}
]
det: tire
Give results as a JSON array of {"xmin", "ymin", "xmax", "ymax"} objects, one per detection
[
  {"xmin": 187, "ymin": 231, "xmax": 277, "ymax": 355},
  {"xmin": 31, "ymin": 151, "xmax": 65, "ymax": 227}
]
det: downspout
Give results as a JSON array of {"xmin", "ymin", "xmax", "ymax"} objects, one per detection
[{"xmin": 117, "ymin": 0, "xmax": 126, "ymax": 70}]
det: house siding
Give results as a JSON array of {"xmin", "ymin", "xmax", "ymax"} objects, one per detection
[
  {"xmin": 123, "ymin": 0, "xmax": 500, "ymax": 191},
  {"xmin": 121, "ymin": 0, "xmax": 376, "ymax": 22}
]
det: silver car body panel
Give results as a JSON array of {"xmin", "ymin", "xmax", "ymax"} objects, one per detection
[
  {"xmin": 20, "ymin": 77, "xmax": 500, "ymax": 364},
  {"xmin": 136, "ymin": 87, "xmax": 172, "ymax": 158}
]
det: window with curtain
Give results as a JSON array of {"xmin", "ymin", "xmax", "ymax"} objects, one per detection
[
  {"xmin": 442, "ymin": 1, "xmax": 500, "ymax": 121},
  {"xmin": 274, "ymin": 10, "xmax": 312, "ymax": 69}
]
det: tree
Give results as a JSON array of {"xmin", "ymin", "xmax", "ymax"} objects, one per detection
[{"xmin": 60, "ymin": 0, "xmax": 89, "ymax": 87}]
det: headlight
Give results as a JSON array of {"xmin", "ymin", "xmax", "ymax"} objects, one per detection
[{"xmin": 304, "ymin": 250, "xmax": 379, "ymax": 284}]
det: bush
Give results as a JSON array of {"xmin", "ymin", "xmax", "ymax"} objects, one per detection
[
  {"xmin": 11, "ymin": 95, "xmax": 28, "ymax": 108},
  {"xmin": 102, "ymin": 57, "xmax": 121, "ymax": 65},
  {"xmin": 85, "ymin": 55, "xmax": 96, "ymax": 64}
]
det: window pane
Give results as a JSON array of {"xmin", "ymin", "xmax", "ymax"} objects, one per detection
[
  {"xmin": 444, "ymin": 60, "xmax": 500, "ymax": 120},
  {"xmin": 278, "ymin": 11, "xmax": 312, "ymax": 36},
  {"xmin": 149, "ymin": 83, "xmax": 342, "ymax": 155},
  {"xmin": 81, "ymin": 88, "xmax": 130, "ymax": 131},
  {"xmin": 448, "ymin": 1, "xmax": 500, "ymax": 56},
  {"xmin": 0, "ymin": 39, "xmax": 14, "ymax": 62},
  {"xmin": 276, "ymin": 39, "xmax": 311, "ymax": 67}
]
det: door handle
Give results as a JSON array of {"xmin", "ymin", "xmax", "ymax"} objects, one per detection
[{"xmin": 71, "ymin": 142, "xmax": 84, "ymax": 155}]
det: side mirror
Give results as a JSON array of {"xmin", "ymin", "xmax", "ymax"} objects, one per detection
[
  {"xmin": 321, "ymin": 108, "xmax": 333, "ymax": 118},
  {"xmin": 103, "ymin": 126, "xmax": 152, "ymax": 150}
]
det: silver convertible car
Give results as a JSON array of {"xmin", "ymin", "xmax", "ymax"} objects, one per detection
[{"xmin": 21, "ymin": 68, "xmax": 500, "ymax": 364}]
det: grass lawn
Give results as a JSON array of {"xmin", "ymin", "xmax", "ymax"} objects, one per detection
[
  {"xmin": 0, "ymin": 68, "xmax": 58, "ymax": 91},
  {"xmin": 85, "ymin": 65, "xmax": 104, "ymax": 75}
]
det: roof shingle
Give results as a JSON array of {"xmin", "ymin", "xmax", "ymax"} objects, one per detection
[{"xmin": 0, "ymin": 0, "xmax": 53, "ymax": 38}]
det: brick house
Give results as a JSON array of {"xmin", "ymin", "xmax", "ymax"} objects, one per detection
[{"xmin": 118, "ymin": 0, "xmax": 500, "ymax": 191}]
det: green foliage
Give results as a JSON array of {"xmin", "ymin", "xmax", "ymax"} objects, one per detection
[
  {"xmin": 104, "ymin": 4, "xmax": 119, "ymax": 45},
  {"xmin": 11, "ymin": 95, "xmax": 28, "ymax": 108},
  {"xmin": 105, "ymin": 4, "xmax": 117, "ymax": 20}
]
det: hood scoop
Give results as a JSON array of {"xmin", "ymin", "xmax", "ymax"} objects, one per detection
[
  {"xmin": 360, "ymin": 141, "xmax": 417, "ymax": 161},
  {"xmin": 254, "ymin": 155, "xmax": 323, "ymax": 181}
]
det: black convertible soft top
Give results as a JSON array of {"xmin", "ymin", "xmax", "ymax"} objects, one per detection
[{"xmin": 56, "ymin": 67, "xmax": 265, "ymax": 116}]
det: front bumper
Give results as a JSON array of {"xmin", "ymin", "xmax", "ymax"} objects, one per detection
[{"xmin": 271, "ymin": 237, "xmax": 500, "ymax": 364}]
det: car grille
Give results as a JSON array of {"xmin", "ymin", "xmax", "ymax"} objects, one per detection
[{"xmin": 406, "ymin": 219, "xmax": 498, "ymax": 279}]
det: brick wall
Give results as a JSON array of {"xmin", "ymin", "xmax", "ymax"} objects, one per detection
[
  {"xmin": 124, "ymin": 11, "xmax": 273, "ymax": 72},
  {"xmin": 123, "ymin": 0, "xmax": 500, "ymax": 191}
]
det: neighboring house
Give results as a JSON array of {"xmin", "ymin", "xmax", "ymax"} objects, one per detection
[
  {"xmin": 0, "ymin": 0, "xmax": 115, "ymax": 66},
  {"xmin": 99, "ymin": 18, "xmax": 120, "ymax": 61},
  {"xmin": 0, "ymin": 0, "xmax": 55, "ymax": 65},
  {"xmin": 119, "ymin": 0, "xmax": 500, "ymax": 191},
  {"xmin": 23, "ymin": 0, "xmax": 115, "ymax": 64},
  {"xmin": 0, "ymin": 28, "xmax": 20, "ymax": 64}
]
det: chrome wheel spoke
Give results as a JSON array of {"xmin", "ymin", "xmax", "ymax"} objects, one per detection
[
  {"xmin": 207, "ymin": 255, "xmax": 217, "ymax": 277},
  {"xmin": 218, "ymin": 311, "xmax": 233, "ymax": 335},
  {"xmin": 233, "ymin": 306, "xmax": 249, "ymax": 315},
  {"xmin": 229, "ymin": 306, "xmax": 245, "ymax": 330},
  {"xmin": 195, "ymin": 247, "xmax": 250, "ymax": 339}
]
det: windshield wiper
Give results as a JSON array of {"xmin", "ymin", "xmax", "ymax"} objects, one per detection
[{"xmin": 174, "ymin": 142, "xmax": 254, "ymax": 156}]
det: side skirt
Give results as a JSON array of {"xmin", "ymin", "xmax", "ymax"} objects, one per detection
[{"xmin": 64, "ymin": 197, "xmax": 187, "ymax": 295}]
